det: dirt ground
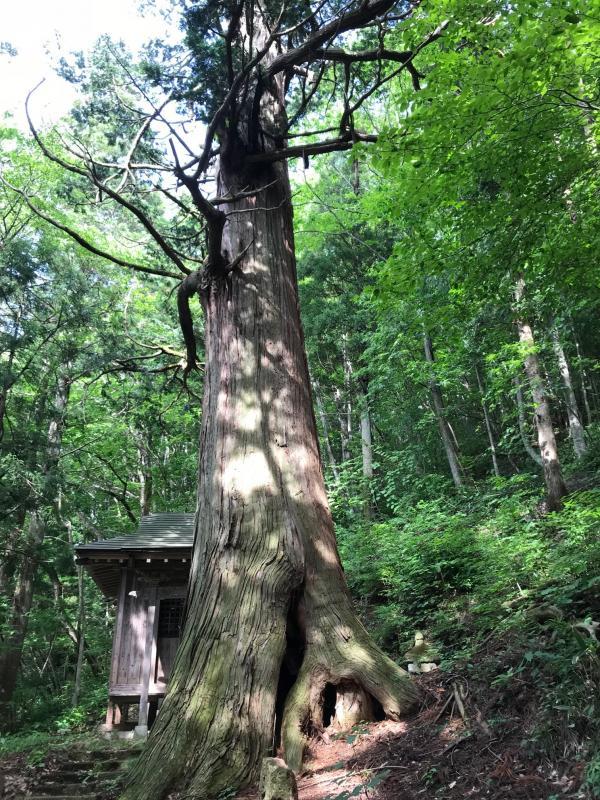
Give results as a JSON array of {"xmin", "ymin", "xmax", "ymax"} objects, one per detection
[
  {"xmin": 239, "ymin": 670, "xmax": 587, "ymax": 800},
  {"xmin": 1, "ymin": 670, "xmax": 588, "ymax": 800}
]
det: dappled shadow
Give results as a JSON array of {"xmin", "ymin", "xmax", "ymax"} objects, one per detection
[
  {"xmin": 123, "ymin": 167, "xmax": 415, "ymax": 799},
  {"xmin": 237, "ymin": 668, "xmax": 584, "ymax": 800}
]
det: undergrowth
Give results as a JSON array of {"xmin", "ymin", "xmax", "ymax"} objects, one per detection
[{"xmin": 336, "ymin": 467, "xmax": 600, "ymax": 793}]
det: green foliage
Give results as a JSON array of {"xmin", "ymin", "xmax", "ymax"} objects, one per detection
[
  {"xmin": 584, "ymin": 754, "xmax": 600, "ymax": 799},
  {"xmin": 0, "ymin": 121, "xmax": 201, "ymax": 729},
  {"xmin": 1, "ymin": 0, "xmax": 599, "ymax": 790}
]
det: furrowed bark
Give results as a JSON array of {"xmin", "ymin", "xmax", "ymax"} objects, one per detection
[{"xmin": 122, "ymin": 154, "xmax": 416, "ymax": 800}]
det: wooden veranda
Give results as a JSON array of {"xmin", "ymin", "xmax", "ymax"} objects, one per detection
[{"xmin": 75, "ymin": 513, "xmax": 194, "ymax": 736}]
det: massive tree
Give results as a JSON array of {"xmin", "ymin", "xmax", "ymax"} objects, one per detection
[{"xmin": 16, "ymin": 1, "xmax": 451, "ymax": 795}]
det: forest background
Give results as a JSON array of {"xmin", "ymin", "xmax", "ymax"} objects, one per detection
[{"xmin": 1, "ymin": 0, "xmax": 599, "ymax": 794}]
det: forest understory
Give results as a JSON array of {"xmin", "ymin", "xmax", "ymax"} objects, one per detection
[
  {"xmin": 3, "ymin": 620, "xmax": 598, "ymax": 800},
  {"xmin": 1, "ymin": 0, "xmax": 598, "ymax": 798}
]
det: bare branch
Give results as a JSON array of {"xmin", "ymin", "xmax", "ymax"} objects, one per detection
[
  {"xmin": 246, "ymin": 132, "xmax": 378, "ymax": 164},
  {"xmin": 265, "ymin": 0, "xmax": 401, "ymax": 77},
  {"xmin": 116, "ymin": 92, "xmax": 174, "ymax": 192},
  {"xmin": 26, "ymin": 83, "xmax": 191, "ymax": 275},
  {"xmin": 2, "ymin": 179, "xmax": 181, "ymax": 280}
]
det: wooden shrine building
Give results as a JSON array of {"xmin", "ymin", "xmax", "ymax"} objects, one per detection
[{"xmin": 75, "ymin": 512, "xmax": 194, "ymax": 736}]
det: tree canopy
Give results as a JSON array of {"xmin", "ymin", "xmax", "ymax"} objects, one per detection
[{"xmin": 1, "ymin": 1, "xmax": 599, "ymax": 797}]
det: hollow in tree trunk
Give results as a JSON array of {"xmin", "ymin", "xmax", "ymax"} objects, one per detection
[{"xmin": 123, "ymin": 149, "xmax": 416, "ymax": 800}]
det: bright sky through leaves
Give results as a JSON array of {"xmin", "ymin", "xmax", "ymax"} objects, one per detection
[{"xmin": 0, "ymin": 0, "xmax": 168, "ymax": 125}]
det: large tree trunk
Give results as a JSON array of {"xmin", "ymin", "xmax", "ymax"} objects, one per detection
[
  {"xmin": 550, "ymin": 323, "xmax": 586, "ymax": 459},
  {"xmin": 123, "ymin": 155, "xmax": 416, "ymax": 800},
  {"xmin": 423, "ymin": 332, "xmax": 464, "ymax": 488},
  {"xmin": 514, "ymin": 278, "xmax": 567, "ymax": 510}
]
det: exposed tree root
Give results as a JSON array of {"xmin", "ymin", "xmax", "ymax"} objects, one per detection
[{"xmin": 282, "ymin": 589, "xmax": 419, "ymax": 772}]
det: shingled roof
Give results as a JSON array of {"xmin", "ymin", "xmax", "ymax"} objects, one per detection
[
  {"xmin": 75, "ymin": 513, "xmax": 195, "ymax": 597},
  {"xmin": 75, "ymin": 512, "xmax": 195, "ymax": 554}
]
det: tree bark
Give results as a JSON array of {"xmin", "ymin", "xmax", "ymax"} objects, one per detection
[
  {"xmin": 550, "ymin": 323, "xmax": 586, "ymax": 459},
  {"xmin": 360, "ymin": 388, "xmax": 374, "ymax": 519},
  {"xmin": 423, "ymin": 332, "xmax": 464, "ymax": 488},
  {"xmin": 474, "ymin": 365, "xmax": 501, "ymax": 478},
  {"xmin": 123, "ymin": 125, "xmax": 416, "ymax": 800},
  {"xmin": 514, "ymin": 376, "xmax": 543, "ymax": 467},
  {"xmin": 514, "ymin": 278, "xmax": 567, "ymax": 510},
  {"xmin": 0, "ymin": 372, "xmax": 70, "ymax": 726},
  {"xmin": 312, "ymin": 378, "xmax": 340, "ymax": 483}
]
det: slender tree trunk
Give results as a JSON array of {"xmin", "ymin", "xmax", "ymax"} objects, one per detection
[
  {"xmin": 342, "ymin": 339, "xmax": 353, "ymax": 450},
  {"xmin": 360, "ymin": 388, "xmax": 374, "ymax": 519},
  {"xmin": 474, "ymin": 365, "xmax": 501, "ymax": 478},
  {"xmin": 71, "ymin": 565, "xmax": 85, "ymax": 707},
  {"xmin": 574, "ymin": 337, "xmax": 593, "ymax": 425},
  {"xmin": 514, "ymin": 278, "xmax": 567, "ymax": 510},
  {"xmin": 312, "ymin": 378, "xmax": 340, "ymax": 483},
  {"xmin": 335, "ymin": 387, "xmax": 351, "ymax": 461},
  {"xmin": 0, "ymin": 373, "xmax": 70, "ymax": 726},
  {"xmin": 514, "ymin": 377, "xmax": 543, "ymax": 467},
  {"xmin": 124, "ymin": 135, "xmax": 416, "ymax": 800},
  {"xmin": 550, "ymin": 323, "xmax": 586, "ymax": 459},
  {"xmin": 423, "ymin": 332, "xmax": 463, "ymax": 488},
  {"xmin": 135, "ymin": 432, "xmax": 153, "ymax": 516}
]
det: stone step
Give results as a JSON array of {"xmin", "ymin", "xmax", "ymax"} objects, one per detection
[
  {"xmin": 89, "ymin": 747, "xmax": 142, "ymax": 759},
  {"xmin": 51, "ymin": 769, "xmax": 119, "ymax": 782},
  {"xmin": 31, "ymin": 785, "xmax": 100, "ymax": 796},
  {"xmin": 25, "ymin": 796, "xmax": 100, "ymax": 800},
  {"xmin": 59, "ymin": 758, "xmax": 130, "ymax": 771}
]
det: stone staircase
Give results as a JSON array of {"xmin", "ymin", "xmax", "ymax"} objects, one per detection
[{"xmin": 23, "ymin": 743, "xmax": 141, "ymax": 800}]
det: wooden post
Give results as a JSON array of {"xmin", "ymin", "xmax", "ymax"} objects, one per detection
[
  {"xmin": 104, "ymin": 699, "xmax": 117, "ymax": 730},
  {"xmin": 109, "ymin": 563, "xmax": 130, "ymax": 688},
  {"xmin": 135, "ymin": 585, "xmax": 158, "ymax": 737},
  {"xmin": 102, "ymin": 562, "xmax": 130, "ymax": 733}
]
